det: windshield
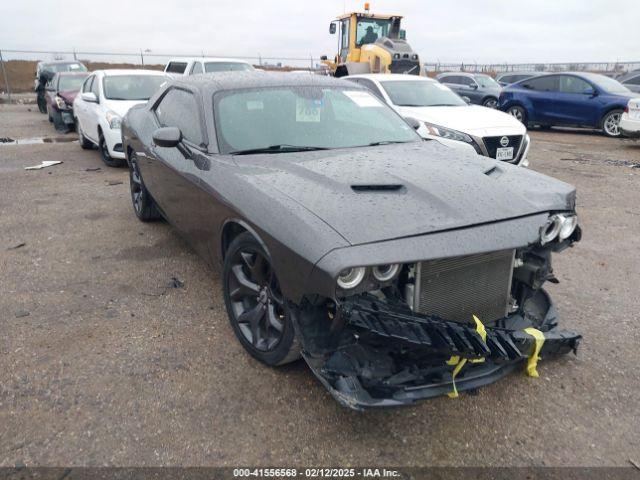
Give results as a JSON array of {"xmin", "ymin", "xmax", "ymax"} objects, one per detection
[
  {"xmin": 474, "ymin": 74, "xmax": 500, "ymax": 88},
  {"xmin": 58, "ymin": 75, "xmax": 88, "ymax": 92},
  {"xmin": 381, "ymin": 80, "xmax": 467, "ymax": 107},
  {"xmin": 204, "ymin": 62, "xmax": 254, "ymax": 73},
  {"xmin": 214, "ymin": 86, "xmax": 420, "ymax": 154},
  {"xmin": 103, "ymin": 75, "xmax": 168, "ymax": 101},
  {"xmin": 590, "ymin": 75, "xmax": 630, "ymax": 94},
  {"xmin": 355, "ymin": 18, "xmax": 391, "ymax": 46}
]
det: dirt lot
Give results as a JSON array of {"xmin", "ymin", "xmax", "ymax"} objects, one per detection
[{"xmin": 1, "ymin": 103, "xmax": 639, "ymax": 468}]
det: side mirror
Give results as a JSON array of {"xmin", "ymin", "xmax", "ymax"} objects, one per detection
[
  {"xmin": 153, "ymin": 126, "xmax": 192, "ymax": 158},
  {"xmin": 153, "ymin": 126, "xmax": 182, "ymax": 148},
  {"xmin": 329, "ymin": 23, "xmax": 337, "ymax": 34},
  {"xmin": 461, "ymin": 96, "xmax": 471, "ymax": 104},
  {"xmin": 469, "ymin": 83, "xmax": 478, "ymax": 90},
  {"xmin": 81, "ymin": 92, "xmax": 98, "ymax": 103},
  {"xmin": 583, "ymin": 87, "xmax": 597, "ymax": 96},
  {"xmin": 404, "ymin": 117, "xmax": 421, "ymax": 130}
]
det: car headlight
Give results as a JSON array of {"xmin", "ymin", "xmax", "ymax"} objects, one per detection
[
  {"xmin": 337, "ymin": 267, "xmax": 366, "ymax": 290},
  {"xmin": 105, "ymin": 111, "xmax": 122, "ymax": 130},
  {"xmin": 558, "ymin": 214, "xmax": 578, "ymax": 241},
  {"xmin": 372, "ymin": 264, "xmax": 400, "ymax": 282},
  {"xmin": 55, "ymin": 96, "xmax": 67, "ymax": 109},
  {"xmin": 423, "ymin": 122, "xmax": 483, "ymax": 154}
]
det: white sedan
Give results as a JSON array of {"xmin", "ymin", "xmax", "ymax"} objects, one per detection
[
  {"xmin": 619, "ymin": 98, "xmax": 640, "ymax": 139},
  {"xmin": 73, "ymin": 70, "xmax": 169, "ymax": 167},
  {"xmin": 345, "ymin": 74, "xmax": 531, "ymax": 166}
]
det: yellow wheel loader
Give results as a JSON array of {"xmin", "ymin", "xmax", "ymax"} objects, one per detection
[{"xmin": 321, "ymin": 3, "xmax": 421, "ymax": 77}]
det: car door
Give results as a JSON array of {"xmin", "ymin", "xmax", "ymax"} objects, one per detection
[
  {"xmin": 44, "ymin": 74, "xmax": 58, "ymax": 114},
  {"xmin": 145, "ymin": 87, "xmax": 209, "ymax": 245},
  {"xmin": 458, "ymin": 76, "xmax": 482, "ymax": 103},
  {"xmin": 84, "ymin": 74, "xmax": 102, "ymax": 142},
  {"xmin": 552, "ymin": 75, "xmax": 600, "ymax": 127},
  {"xmin": 75, "ymin": 75, "xmax": 94, "ymax": 134},
  {"xmin": 439, "ymin": 75, "xmax": 463, "ymax": 95},
  {"xmin": 519, "ymin": 75, "xmax": 559, "ymax": 124}
]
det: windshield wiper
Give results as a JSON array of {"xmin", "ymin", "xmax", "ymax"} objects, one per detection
[
  {"xmin": 367, "ymin": 140, "xmax": 412, "ymax": 146},
  {"xmin": 229, "ymin": 144, "xmax": 329, "ymax": 155}
]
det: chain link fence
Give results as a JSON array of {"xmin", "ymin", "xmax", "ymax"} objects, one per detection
[
  {"xmin": 0, "ymin": 48, "xmax": 324, "ymax": 101},
  {"xmin": 424, "ymin": 61, "xmax": 640, "ymax": 75}
]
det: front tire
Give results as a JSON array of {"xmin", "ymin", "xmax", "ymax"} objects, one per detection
[
  {"xmin": 99, "ymin": 131, "xmax": 124, "ymax": 167},
  {"xmin": 482, "ymin": 97, "xmax": 498, "ymax": 109},
  {"xmin": 76, "ymin": 120, "xmax": 93, "ymax": 149},
  {"xmin": 601, "ymin": 109, "xmax": 623, "ymax": 137},
  {"xmin": 128, "ymin": 152, "xmax": 161, "ymax": 222},
  {"xmin": 507, "ymin": 105, "xmax": 527, "ymax": 125},
  {"xmin": 223, "ymin": 232, "xmax": 301, "ymax": 366}
]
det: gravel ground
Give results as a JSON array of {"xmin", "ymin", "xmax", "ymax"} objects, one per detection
[{"xmin": 1, "ymin": 103, "xmax": 639, "ymax": 467}]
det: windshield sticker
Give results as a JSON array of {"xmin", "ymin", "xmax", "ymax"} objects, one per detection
[
  {"xmin": 296, "ymin": 98, "xmax": 322, "ymax": 122},
  {"xmin": 344, "ymin": 90, "xmax": 383, "ymax": 107},
  {"xmin": 246, "ymin": 100, "xmax": 264, "ymax": 110}
]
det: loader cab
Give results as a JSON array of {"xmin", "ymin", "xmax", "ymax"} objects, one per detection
[{"xmin": 330, "ymin": 13, "xmax": 404, "ymax": 64}]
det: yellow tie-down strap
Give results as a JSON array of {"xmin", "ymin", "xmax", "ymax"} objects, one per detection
[
  {"xmin": 523, "ymin": 327, "xmax": 545, "ymax": 378},
  {"xmin": 447, "ymin": 315, "xmax": 486, "ymax": 398}
]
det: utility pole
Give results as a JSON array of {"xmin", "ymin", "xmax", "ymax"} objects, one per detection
[
  {"xmin": 140, "ymin": 49, "xmax": 144, "ymax": 67},
  {"xmin": 0, "ymin": 49, "xmax": 12, "ymax": 104}
]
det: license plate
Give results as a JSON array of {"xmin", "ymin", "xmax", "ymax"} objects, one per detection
[{"xmin": 496, "ymin": 147, "xmax": 514, "ymax": 161}]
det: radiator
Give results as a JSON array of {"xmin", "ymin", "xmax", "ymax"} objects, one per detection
[{"xmin": 414, "ymin": 249, "xmax": 515, "ymax": 323}]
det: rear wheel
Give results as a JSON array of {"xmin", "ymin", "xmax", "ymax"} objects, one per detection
[
  {"xmin": 223, "ymin": 232, "xmax": 301, "ymax": 366},
  {"xmin": 482, "ymin": 97, "xmax": 498, "ymax": 109},
  {"xmin": 601, "ymin": 109, "xmax": 623, "ymax": 137},
  {"xmin": 128, "ymin": 152, "xmax": 161, "ymax": 221},
  {"xmin": 99, "ymin": 131, "xmax": 124, "ymax": 167},
  {"xmin": 47, "ymin": 106, "xmax": 53, "ymax": 122},
  {"xmin": 507, "ymin": 105, "xmax": 527, "ymax": 125}
]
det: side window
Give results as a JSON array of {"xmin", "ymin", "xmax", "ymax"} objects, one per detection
[
  {"xmin": 91, "ymin": 76, "xmax": 100, "ymax": 97},
  {"xmin": 459, "ymin": 76, "xmax": 474, "ymax": 86},
  {"xmin": 165, "ymin": 62, "xmax": 188, "ymax": 74},
  {"xmin": 357, "ymin": 78, "xmax": 386, "ymax": 100},
  {"xmin": 155, "ymin": 88, "xmax": 204, "ymax": 146},
  {"xmin": 559, "ymin": 76, "xmax": 592, "ymax": 94},
  {"xmin": 190, "ymin": 62, "xmax": 203, "ymax": 75},
  {"xmin": 82, "ymin": 76, "xmax": 94, "ymax": 93},
  {"xmin": 440, "ymin": 75, "xmax": 458, "ymax": 84},
  {"xmin": 625, "ymin": 75, "xmax": 640, "ymax": 86},
  {"xmin": 522, "ymin": 76, "xmax": 559, "ymax": 92}
]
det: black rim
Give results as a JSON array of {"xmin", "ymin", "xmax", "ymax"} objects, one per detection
[
  {"xmin": 129, "ymin": 157, "xmax": 143, "ymax": 214},
  {"xmin": 227, "ymin": 247, "xmax": 285, "ymax": 352}
]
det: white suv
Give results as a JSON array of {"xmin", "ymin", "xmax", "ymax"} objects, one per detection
[
  {"xmin": 73, "ymin": 70, "xmax": 168, "ymax": 167},
  {"xmin": 619, "ymin": 98, "xmax": 640, "ymax": 139},
  {"xmin": 346, "ymin": 74, "xmax": 530, "ymax": 166},
  {"xmin": 164, "ymin": 57, "xmax": 254, "ymax": 77}
]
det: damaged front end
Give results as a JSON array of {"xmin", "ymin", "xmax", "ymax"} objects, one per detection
[{"xmin": 291, "ymin": 221, "xmax": 582, "ymax": 410}]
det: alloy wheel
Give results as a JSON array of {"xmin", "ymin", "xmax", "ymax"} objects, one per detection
[
  {"xmin": 484, "ymin": 98, "xmax": 498, "ymax": 109},
  {"xmin": 227, "ymin": 247, "xmax": 286, "ymax": 352},
  {"xmin": 508, "ymin": 106, "xmax": 524, "ymax": 122},
  {"xmin": 129, "ymin": 158, "xmax": 143, "ymax": 214},
  {"xmin": 603, "ymin": 112, "xmax": 621, "ymax": 137}
]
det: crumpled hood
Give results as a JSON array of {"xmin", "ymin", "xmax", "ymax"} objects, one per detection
[
  {"xmin": 58, "ymin": 90, "xmax": 79, "ymax": 105},
  {"xmin": 396, "ymin": 105, "xmax": 524, "ymax": 134},
  {"xmin": 235, "ymin": 142, "xmax": 575, "ymax": 245}
]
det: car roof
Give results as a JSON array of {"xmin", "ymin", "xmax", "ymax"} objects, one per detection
[
  {"xmin": 94, "ymin": 69, "xmax": 168, "ymax": 77},
  {"xmin": 55, "ymin": 71, "xmax": 90, "ymax": 77},
  {"xmin": 347, "ymin": 74, "xmax": 436, "ymax": 83},
  {"xmin": 496, "ymin": 71, "xmax": 541, "ymax": 77},
  {"xmin": 42, "ymin": 60, "xmax": 83, "ymax": 66},
  {"xmin": 167, "ymin": 57, "xmax": 252, "ymax": 64},
  {"xmin": 171, "ymin": 71, "xmax": 358, "ymax": 94}
]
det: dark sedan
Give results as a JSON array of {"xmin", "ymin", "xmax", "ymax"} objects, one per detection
[
  {"xmin": 121, "ymin": 72, "xmax": 582, "ymax": 409},
  {"xmin": 45, "ymin": 71, "xmax": 89, "ymax": 132},
  {"xmin": 499, "ymin": 72, "xmax": 635, "ymax": 136}
]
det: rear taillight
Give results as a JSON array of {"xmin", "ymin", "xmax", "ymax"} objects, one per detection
[{"xmin": 624, "ymin": 105, "xmax": 629, "ymax": 113}]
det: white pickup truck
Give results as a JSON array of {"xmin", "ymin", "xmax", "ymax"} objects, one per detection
[
  {"xmin": 619, "ymin": 98, "xmax": 640, "ymax": 139},
  {"xmin": 164, "ymin": 57, "xmax": 255, "ymax": 77}
]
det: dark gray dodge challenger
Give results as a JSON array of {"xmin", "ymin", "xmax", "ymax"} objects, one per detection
[{"xmin": 121, "ymin": 72, "xmax": 582, "ymax": 409}]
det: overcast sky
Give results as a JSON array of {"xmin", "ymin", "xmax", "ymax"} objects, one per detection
[{"xmin": 1, "ymin": 0, "xmax": 639, "ymax": 65}]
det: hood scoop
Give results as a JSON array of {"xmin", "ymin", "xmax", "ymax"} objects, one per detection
[{"xmin": 351, "ymin": 184, "xmax": 405, "ymax": 193}]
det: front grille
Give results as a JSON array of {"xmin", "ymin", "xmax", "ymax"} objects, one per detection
[
  {"xmin": 414, "ymin": 250, "xmax": 515, "ymax": 323},
  {"xmin": 483, "ymin": 135, "xmax": 523, "ymax": 162}
]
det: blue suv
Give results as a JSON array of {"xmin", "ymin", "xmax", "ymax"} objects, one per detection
[{"xmin": 499, "ymin": 72, "xmax": 635, "ymax": 137}]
